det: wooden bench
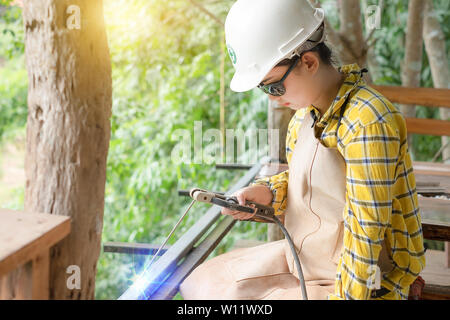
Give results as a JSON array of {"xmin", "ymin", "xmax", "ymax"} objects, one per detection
[
  {"xmin": 371, "ymin": 85, "xmax": 450, "ymax": 137},
  {"xmin": 0, "ymin": 209, "xmax": 71, "ymax": 300}
]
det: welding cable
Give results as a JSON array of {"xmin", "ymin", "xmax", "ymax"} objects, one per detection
[
  {"xmin": 223, "ymin": 195, "xmax": 308, "ymax": 300},
  {"xmin": 265, "ymin": 215, "xmax": 308, "ymax": 300}
]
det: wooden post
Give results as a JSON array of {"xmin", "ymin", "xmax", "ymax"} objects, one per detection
[
  {"xmin": 21, "ymin": 0, "xmax": 112, "ymax": 299},
  {"xmin": 31, "ymin": 249, "xmax": 50, "ymax": 299},
  {"xmin": 267, "ymin": 100, "xmax": 295, "ymax": 242}
]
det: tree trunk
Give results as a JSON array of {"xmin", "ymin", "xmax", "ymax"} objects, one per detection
[
  {"xmin": 400, "ymin": 0, "xmax": 426, "ymax": 158},
  {"xmin": 338, "ymin": 0, "xmax": 366, "ymax": 67},
  {"xmin": 309, "ymin": 0, "xmax": 371, "ymax": 80},
  {"xmin": 423, "ymin": 0, "xmax": 450, "ymax": 164},
  {"xmin": 267, "ymin": 100, "xmax": 295, "ymax": 242},
  {"xmin": 22, "ymin": 0, "xmax": 112, "ymax": 299}
]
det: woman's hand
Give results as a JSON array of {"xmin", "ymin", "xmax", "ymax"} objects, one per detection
[{"xmin": 221, "ymin": 185, "xmax": 273, "ymax": 220}]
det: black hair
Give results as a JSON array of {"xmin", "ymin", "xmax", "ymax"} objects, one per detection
[{"xmin": 276, "ymin": 42, "xmax": 334, "ymax": 67}]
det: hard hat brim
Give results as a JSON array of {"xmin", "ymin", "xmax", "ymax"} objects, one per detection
[{"xmin": 230, "ymin": 66, "xmax": 272, "ymax": 93}]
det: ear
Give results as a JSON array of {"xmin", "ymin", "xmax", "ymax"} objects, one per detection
[{"xmin": 300, "ymin": 51, "xmax": 320, "ymax": 75}]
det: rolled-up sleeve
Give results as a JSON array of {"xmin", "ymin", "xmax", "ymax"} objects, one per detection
[{"xmin": 251, "ymin": 170, "xmax": 289, "ymax": 216}]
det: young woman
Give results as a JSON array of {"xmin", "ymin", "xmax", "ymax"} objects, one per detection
[{"xmin": 180, "ymin": 0, "xmax": 425, "ymax": 300}]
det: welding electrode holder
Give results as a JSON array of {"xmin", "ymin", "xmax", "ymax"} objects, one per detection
[
  {"xmin": 189, "ymin": 187, "xmax": 308, "ymax": 300},
  {"xmin": 189, "ymin": 188, "xmax": 275, "ymax": 222}
]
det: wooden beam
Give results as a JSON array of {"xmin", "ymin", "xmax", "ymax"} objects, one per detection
[
  {"xmin": 414, "ymin": 161, "xmax": 450, "ymax": 177},
  {"xmin": 405, "ymin": 117, "xmax": 450, "ymax": 136},
  {"xmin": 422, "ymin": 284, "xmax": 450, "ymax": 300},
  {"xmin": 422, "ymin": 219, "xmax": 450, "ymax": 242},
  {"xmin": 31, "ymin": 249, "xmax": 49, "ymax": 300},
  {"xmin": 372, "ymin": 85, "xmax": 450, "ymax": 108}
]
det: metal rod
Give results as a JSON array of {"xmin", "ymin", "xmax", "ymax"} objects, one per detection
[
  {"xmin": 178, "ymin": 189, "xmax": 224, "ymax": 197},
  {"xmin": 103, "ymin": 242, "xmax": 170, "ymax": 256},
  {"xmin": 119, "ymin": 156, "xmax": 270, "ymax": 300},
  {"xmin": 215, "ymin": 163, "xmax": 253, "ymax": 170},
  {"xmin": 151, "ymin": 216, "xmax": 237, "ymax": 300},
  {"xmin": 142, "ymin": 199, "xmax": 196, "ymax": 272}
]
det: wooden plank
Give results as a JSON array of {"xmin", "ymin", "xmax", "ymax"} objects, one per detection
[
  {"xmin": 414, "ymin": 161, "xmax": 450, "ymax": 177},
  {"xmin": 371, "ymin": 85, "xmax": 450, "ymax": 108},
  {"xmin": 31, "ymin": 249, "xmax": 49, "ymax": 300},
  {"xmin": 419, "ymin": 197, "xmax": 450, "ymax": 223},
  {"xmin": 0, "ymin": 209, "xmax": 71, "ymax": 276},
  {"xmin": 422, "ymin": 220, "xmax": 450, "ymax": 242},
  {"xmin": 422, "ymin": 284, "xmax": 450, "ymax": 300},
  {"xmin": 405, "ymin": 117, "xmax": 450, "ymax": 136},
  {"xmin": 419, "ymin": 250, "xmax": 450, "ymax": 286},
  {"xmin": 420, "ymin": 249, "xmax": 450, "ymax": 299},
  {"xmin": 416, "ymin": 176, "xmax": 450, "ymax": 195}
]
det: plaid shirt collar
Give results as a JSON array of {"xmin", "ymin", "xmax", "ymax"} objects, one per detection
[{"xmin": 311, "ymin": 64, "xmax": 367, "ymax": 134}]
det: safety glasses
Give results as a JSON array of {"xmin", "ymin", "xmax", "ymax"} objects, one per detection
[{"xmin": 257, "ymin": 55, "xmax": 300, "ymax": 96}]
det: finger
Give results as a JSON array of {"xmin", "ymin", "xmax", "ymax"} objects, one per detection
[
  {"xmin": 233, "ymin": 212, "xmax": 254, "ymax": 220},
  {"xmin": 232, "ymin": 213, "xmax": 246, "ymax": 220},
  {"xmin": 236, "ymin": 193, "xmax": 246, "ymax": 206},
  {"xmin": 221, "ymin": 207, "xmax": 235, "ymax": 216},
  {"xmin": 222, "ymin": 208, "xmax": 243, "ymax": 217}
]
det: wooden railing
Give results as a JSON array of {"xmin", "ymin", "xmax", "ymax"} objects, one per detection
[
  {"xmin": 372, "ymin": 85, "xmax": 450, "ymax": 137},
  {"xmin": 0, "ymin": 209, "xmax": 70, "ymax": 300}
]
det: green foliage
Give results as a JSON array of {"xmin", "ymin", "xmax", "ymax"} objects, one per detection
[
  {"xmin": 0, "ymin": 4, "xmax": 24, "ymax": 59},
  {"xmin": 0, "ymin": 5, "xmax": 26, "ymax": 144}
]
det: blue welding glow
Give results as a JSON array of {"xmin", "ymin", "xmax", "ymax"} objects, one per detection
[{"xmin": 121, "ymin": 259, "xmax": 176, "ymax": 300}]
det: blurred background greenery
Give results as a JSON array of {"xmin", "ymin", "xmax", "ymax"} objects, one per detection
[{"xmin": 0, "ymin": 0, "xmax": 448, "ymax": 299}]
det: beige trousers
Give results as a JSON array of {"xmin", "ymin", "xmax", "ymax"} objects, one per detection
[{"xmin": 180, "ymin": 111, "xmax": 392, "ymax": 300}]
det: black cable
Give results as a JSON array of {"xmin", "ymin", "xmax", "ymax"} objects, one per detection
[{"xmin": 260, "ymin": 214, "xmax": 308, "ymax": 300}]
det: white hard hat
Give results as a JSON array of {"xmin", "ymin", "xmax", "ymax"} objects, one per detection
[{"xmin": 225, "ymin": 0, "xmax": 325, "ymax": 92}]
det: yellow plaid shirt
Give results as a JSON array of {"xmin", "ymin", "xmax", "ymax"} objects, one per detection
[{"xmin": 251, "ymin": 64, "xmax": 426, "ymax": 300}]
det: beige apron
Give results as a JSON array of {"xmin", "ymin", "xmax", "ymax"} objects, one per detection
[{"xmin": 179, "ymin": 109, "xmax": 393, "ymax": 300}]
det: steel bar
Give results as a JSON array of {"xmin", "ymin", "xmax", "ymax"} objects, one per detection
[
  {"xmin": 103, "ymin": 242, "xmax": 170, "ymax": 256},
  {"xmin": 151, "ymin": 216, "xmax": 237, "ymax": 300},
  {"xmin": 118, "ymin": 156, "xmax": 270, "ymax": 300},
  {"xmin": 215, "ymin": 163, "xmax": 253, "ymax": 170},
  {"xmin": 178, "ymin": 189, "xmax": 224, "ymax": 197}
]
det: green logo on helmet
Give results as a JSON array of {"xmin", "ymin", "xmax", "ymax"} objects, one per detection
[{"xmin": 227, "ymin": 45, "xmax": 237, "ymax": 65}]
